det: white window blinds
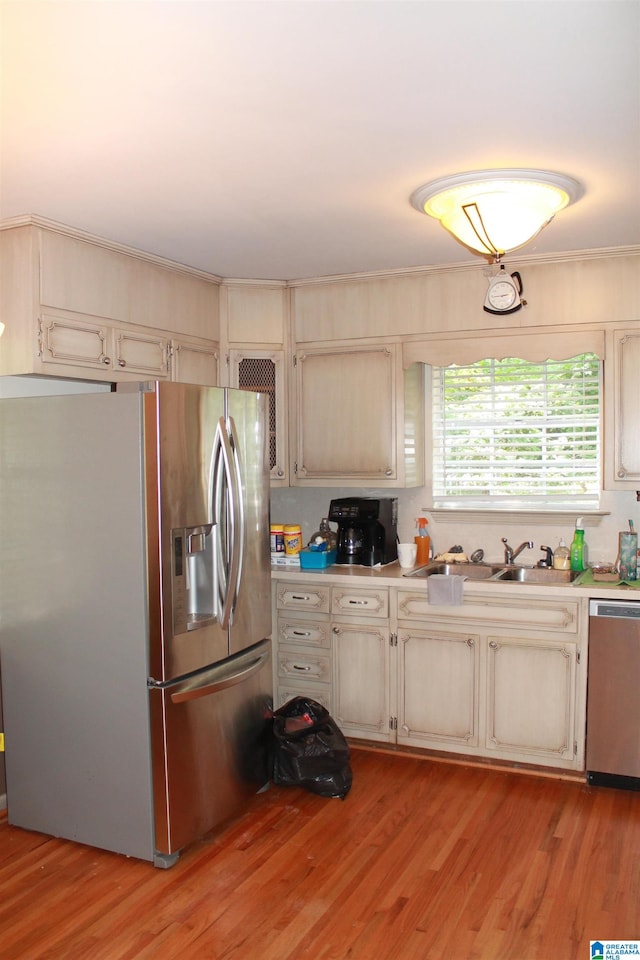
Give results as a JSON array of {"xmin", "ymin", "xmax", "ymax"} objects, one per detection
[{"xmin": 432, "ymin": 354, "xmax": 601, "ymax": 507}]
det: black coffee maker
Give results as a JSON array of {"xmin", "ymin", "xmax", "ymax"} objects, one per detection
[{"xmin": 328, "ymin": 497, "xmax": 398, "ymax": 566}]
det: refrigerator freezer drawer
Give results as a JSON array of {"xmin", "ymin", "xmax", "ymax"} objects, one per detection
[{"xmin": 149, "ymin": 639, "xmax": 273, "ymax": 865}]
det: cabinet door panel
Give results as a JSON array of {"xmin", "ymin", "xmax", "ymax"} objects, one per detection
[
  {"xmin": 114, "ymin": 330, "xmax": 169, "ymax": 377},
  {"xmin": 40, "ymin": 314, "xmax": 111, "ymax": 370},
  {"xmin": 231, "ymin": 351, "xmax": 286, "ymax": 481},
  {"xmin": 171, "ymin": 339, "xmax": 219, "ymax": 385},
  {"xmin": 398, "ymin": 628, "xmax": 479, "ymax": 748},
  {"xmin": 332, "ymin": 622, "xmax": 390, "ymax": 741},
  {"xmin": 296, "ymin": 346, "xmax": 395, "ymax": 480},
  {"xmin": 485, "ymin": 636, "xmax": 576, "ymax": 761},
  {"xmin": 606, "ymin": 329, "xmax": 640, "ymax": 487}
]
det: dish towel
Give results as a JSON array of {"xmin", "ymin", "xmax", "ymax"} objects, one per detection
[{"xmin": 427, "ymin": 574, "xmax": 465, "ymax": 605}]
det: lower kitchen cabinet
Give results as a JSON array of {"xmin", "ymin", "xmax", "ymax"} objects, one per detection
[
  {"xmin": 395, "ymin": 589, "xmax": 586, "ymax": 770},
  {"xmin": 332, "ymin": 618, "xmax": 391, "ymax": 742},
  {"xmin": 274, "ymin": 581, "xmax": 333, "ymax": 712},
  {"xmin": 485, "ymin": 634, "xmax": 578, "ymax": 763},
  {"xmin": 397, "ymin": 626, "xmax": 480, "ymax": 750},
  {"xmin": 273, "ymin": 580, "xmax": 391, "ymax": 738},
  {"xmin": 272, "ymin": 578, "xmax": 588, "ymax": 771}
]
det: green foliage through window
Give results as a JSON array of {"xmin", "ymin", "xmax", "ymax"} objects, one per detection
[{"xmin": 432, "ymin": 354, "xmax": 600, "ymax": 506}]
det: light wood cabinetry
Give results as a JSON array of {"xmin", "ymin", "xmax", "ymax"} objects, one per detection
[
  {"xmin": 272, "ymin": 575, "xmax": 587, "ymax": 771},
  {"xmin": 604, "ymin": 328, "xmax": 640, "ymax": 489},
  {"xmin": 397, "ymin": 625, "xmax": 480, "ymax": 750},
  {"xmin": 229, "ymin": 350, "xmax": 287, "ymax": 482},
  {"xmin": 331, "ymin": 586, "xmax": 391, "ymax": 742},
  {"xmin": 39, "ymin": 310, "xmax": 170, "ymax": 378},
  {"xmin": 485, "ymin": 634, "xmax": 577, "ymax": 762},
  {"xmin": 170, "ymin": 336, "xmax": 219, "ymax": 386},
  {"xmin": 0, "ymin": 220, "xmax": 220, "ymax": 384},
  {"xmin": 273, "ymin": 581, "xmax": 392, "ymax": 741},
  {"xmin": 293, "ymin": 343, "xmax": 424, "ymax": 487},
  {"xmin": 274, "ymin": 581, "xmax": 333, "ymax": 711},
  {"xmin": 221, "ymin": 282, "xmax": 290, "ymax": 485},
  {"xmin": 396, "ymin": 588, "xmax": 585, "ymax": 769}
]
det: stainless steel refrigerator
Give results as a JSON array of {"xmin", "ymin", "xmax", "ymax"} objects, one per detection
[{"xmin": 0, "ymin": 380, "xmax": 273, "ymax": 867}]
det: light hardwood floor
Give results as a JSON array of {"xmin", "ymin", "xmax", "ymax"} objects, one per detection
[{"xmin": 1, "ymin": 748, "xmax": 639, "ymax": 960}]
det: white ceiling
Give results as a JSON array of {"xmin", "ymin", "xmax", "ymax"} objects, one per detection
[{"xmin": 1, "ymin": 1, "xmax": 639, "ymax": 281}]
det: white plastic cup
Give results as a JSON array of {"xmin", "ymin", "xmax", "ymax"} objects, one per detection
[{"xmin": 397, "ymin": 542, "xmax": 418, "ymax": 568}]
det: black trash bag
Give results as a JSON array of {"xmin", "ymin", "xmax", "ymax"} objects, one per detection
[{"xmin": 271, "ymin": 696, "xmax": 353, "ymax": 800}]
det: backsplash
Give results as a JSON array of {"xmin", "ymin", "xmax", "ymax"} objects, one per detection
[{"xmin": 270, "ymin": 485, "xmax": 639, "ymax": 568}]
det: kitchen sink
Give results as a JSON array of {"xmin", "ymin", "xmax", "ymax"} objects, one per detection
[
  {"xmin": 403, "ymin": 562, "xmax": 506, "ymax": 580},
  {"xmin": 404, "ymin": 562, "xmax": 581, "ymax": 585},
  {"xmin": 494, "ymin": 566, "xmax": 580, "ymax": 584}
]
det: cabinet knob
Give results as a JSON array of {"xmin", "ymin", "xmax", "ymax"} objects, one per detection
[
  {"xmin": 276, "ymin": 469, "xmax": 284, "ymax": 478},
  {"xmin": 332, "ymin": 626, "xmax": 341, "ymax": 635},
  {"xmin": 101, "ymin": 356, "xmax": 111, "ymax": 365},
  {"xmin": 466, "ymin": 638, "xmax": 475, "ymax": 647},
  {"xmin": 118, "ymin": 359, "xmax": 126, "ymax": 367}
]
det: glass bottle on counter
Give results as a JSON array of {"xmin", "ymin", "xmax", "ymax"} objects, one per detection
[
  {"xmin": 309, "ymin": 518, "xmax": 337, "ymax": 552},
  {"xmin": 553, "ymin": 538, "xmax": 570, "ymax": 570}
]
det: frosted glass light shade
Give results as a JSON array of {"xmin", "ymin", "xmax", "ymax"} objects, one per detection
[{"xmin": 410, "ymin": 169, "xmax": 583, "ymax": 259}]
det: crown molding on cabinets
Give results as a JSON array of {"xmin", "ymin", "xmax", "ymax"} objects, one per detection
[
  {"xmin": 0, "ymin": 215, "xmax": 223, "ymax": 285},
  {"xmin": 287, "ymin": 245, "xmax": 640, "ymax": 287}
]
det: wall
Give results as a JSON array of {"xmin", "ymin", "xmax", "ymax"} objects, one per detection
[
  {"xmin": 270, "ymin": 485, "xmax": 638, "ymax": 569},
  {"xmin": 276, "ymin": 248, "xmax": 640, "ymax": 568}
]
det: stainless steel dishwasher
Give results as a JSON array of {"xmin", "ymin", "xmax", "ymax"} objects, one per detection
[{"xmin": 587, "ymin": 598, "xmax": 640, "ymax": 789}]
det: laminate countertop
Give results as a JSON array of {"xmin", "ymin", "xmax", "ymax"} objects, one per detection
[{"xmin": 271, "ymin": 560, "xmax": 640, "ymax": 602}]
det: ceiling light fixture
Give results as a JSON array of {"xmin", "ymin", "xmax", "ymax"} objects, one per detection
[{"xmin": 410, "ymin": 168, "xmax": 583, "ymax": 262}]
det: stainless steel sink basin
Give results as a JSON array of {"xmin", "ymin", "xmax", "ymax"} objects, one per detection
[
  {"xmin": 494, "ymin": 566, "xmax": 580, "ymax": 584},
  {"xmin": 403, "ymin": 562, "xmax": 581, "ymax": 585},
  {"xmin": 403, "ymin": 562, "xmax": 506, "ymax": 580}
]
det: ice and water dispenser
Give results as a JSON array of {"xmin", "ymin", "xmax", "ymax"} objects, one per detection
[{"xmin": 171, "ymin": 524, "xmax": 215, "ymax": 634}]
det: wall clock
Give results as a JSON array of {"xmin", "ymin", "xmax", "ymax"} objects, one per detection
[{"xmin": 483, "ymin": 268, "xmax": 525, "ymax": 316}]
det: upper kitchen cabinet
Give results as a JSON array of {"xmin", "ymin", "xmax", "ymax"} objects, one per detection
[
  {"xmin": 604, "ymin": 328, "xmax": 640, "ymax": 489},
  {"xmin": 0, "ymin": 218, "xmax": 221, "ymax": 384},
  {"xmin": 221, "ymin": 282, "xmax": 290, "ymax": 485},
  {"xmin": 293, "ymin": 343, "xmax": 424, "ymax": 487}
]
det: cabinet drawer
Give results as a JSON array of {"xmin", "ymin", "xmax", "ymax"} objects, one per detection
[
  {"xmin": 277, "ymin": 615, "xmax": 331, "ymax": 649},
  {"xmin": 277, "ymin": 644, "xmax": 332, "ymax": 685},
  {"xmin": 276, "ymin": 581, "xmax": 330, "ymax": 613},
  {"xmin": 397, "ymin": 590, "xmax": 580, "ymax": 635},
  {"xmin": 275, "ymin": 683, "xmax": 332, "ymax": 713},
  {"xmin": 331, "ymin": 586, "xmax": 389, "ymax": 618}
]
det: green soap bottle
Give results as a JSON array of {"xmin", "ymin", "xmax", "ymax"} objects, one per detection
[{"xmin": 570, "ymin": 517, "xmax": 587, "ymax": 572}]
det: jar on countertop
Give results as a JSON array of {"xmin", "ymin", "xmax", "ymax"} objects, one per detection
[{"xmin": 283, "ymin": 524, "xmax": 302, "ymax": 556}]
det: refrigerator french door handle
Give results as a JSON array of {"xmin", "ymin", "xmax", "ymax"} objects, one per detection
[
  {"xmin": 226, "ymin": 414, "xmax": 245, "ymax": 607},
  {"xmin": 212, "ymin": 416, "xmax": 244, "ymax": 629},
  {"xmin": 170, "ymin": 647, "xmax": 270, "ymax": 704}
]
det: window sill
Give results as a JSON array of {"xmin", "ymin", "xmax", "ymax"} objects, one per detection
[{"xmin": 428, "ymin": 508, "xmax": 609, "ymax": 526}]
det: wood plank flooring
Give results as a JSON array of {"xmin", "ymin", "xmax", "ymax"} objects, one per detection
[{"xmin": 1, "ymin": 748, "xmax": 639, "ymax": 960}]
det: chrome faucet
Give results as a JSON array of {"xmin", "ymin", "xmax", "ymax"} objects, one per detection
[{"xmin": 501, "ymin": 538, "xmax": 534, "ymax": 564}]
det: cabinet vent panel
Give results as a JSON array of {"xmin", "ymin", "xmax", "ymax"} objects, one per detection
[{"xmin": 239, "ymin": 358, "xmax": 277, "ymax": 469}]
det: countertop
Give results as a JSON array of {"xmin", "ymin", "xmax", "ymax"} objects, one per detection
[{"xmin": 271, "ymin": 560, "xmax": 640, "ymax": 602}]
